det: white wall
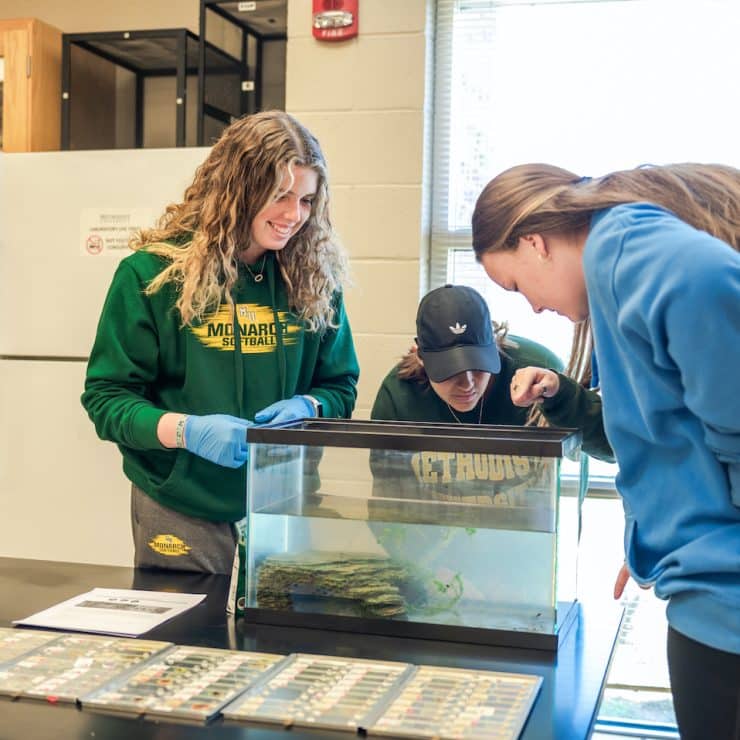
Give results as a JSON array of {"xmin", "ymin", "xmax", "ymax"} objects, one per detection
[{"xmin": 0, "ymin": 148, "xmax": 211, "ymax": 567}]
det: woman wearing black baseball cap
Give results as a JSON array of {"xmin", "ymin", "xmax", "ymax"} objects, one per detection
[
  {"xmin": 368, "ymin": 284, "xmax": 612, "ymax": 616},
  {"xmin": 371, "ymin": 284, "xmax": 612, "ymax": 461}
]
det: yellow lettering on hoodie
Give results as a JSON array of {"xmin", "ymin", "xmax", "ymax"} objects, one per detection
[
  {"xmin": 473, "ymin": 453, "xmax": 489, "ymax": 479},
  {"xmin": 488, "ymin": 454, "xmax": 504, "ymax": 481},
  {"xmin": 190, "ymin": 302, "xmax": 301, "ymax": 353},
  {"xmin": 456, "ymin": 453, "xmax": 476, "ymax": 481},
  {"xmin": 438, "ymin": 452, "xmax": 455, "ymax": 483}
]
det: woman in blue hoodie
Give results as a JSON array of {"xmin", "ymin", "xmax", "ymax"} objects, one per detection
[{"xmin": 471, "ymin": 163, "xmax": 740, "ymax": 740}]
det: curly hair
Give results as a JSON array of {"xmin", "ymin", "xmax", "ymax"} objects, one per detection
[
  {"xmin": 132, "ymin": 110, "xmax": 348, "ymax": 332},
  {"xmin": 472, "ymin": 162, "xmax": 740, "ymax": 391}
]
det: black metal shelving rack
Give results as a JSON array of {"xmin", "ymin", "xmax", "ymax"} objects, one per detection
[
  {"xmin": 61, "ymin": 28, "xmax": 243, "ymax": 149},
  {"xmin": 197, "ymin": 0, "xmax": 287, "ymax": 145}
]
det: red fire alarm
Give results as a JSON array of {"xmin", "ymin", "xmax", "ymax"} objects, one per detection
[{"xmin": 312, "ymin": 0, "xmax": 359, "ymax": 42}]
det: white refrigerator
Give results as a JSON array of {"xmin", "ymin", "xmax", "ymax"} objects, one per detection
[{"xmin": 0, "ymin": 147, "xmax": 209, "ymax": 566}]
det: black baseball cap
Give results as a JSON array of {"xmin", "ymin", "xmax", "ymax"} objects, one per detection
[{"xmin": 416, "ymin": 285, "xmax": 501, "ymax": 382}]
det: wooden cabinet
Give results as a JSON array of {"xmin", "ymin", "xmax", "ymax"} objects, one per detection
[{"xmin": 0, "ymin": 18, "xmax": 62, "ymax": 152}]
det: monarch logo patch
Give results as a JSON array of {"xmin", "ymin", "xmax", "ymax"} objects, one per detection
[
  {"xmin": 190, "ymin": 302, "xmax": 300, "ymax": 353},
  {"xmin": 148, "ymin": 534, "xmax": 192, "ymax": 557}
]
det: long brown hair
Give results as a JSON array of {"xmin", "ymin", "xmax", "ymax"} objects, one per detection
[
  {"xmin": 132, "ymin": 110, "xmax": 348, "ymax": 331},
  {"xmin": 472, "ymin": 163, "xmax": 740, "ymax": 257},
  {"xmin": 472, "ymin": 162, "xmax": 740, "ymax": 386}
]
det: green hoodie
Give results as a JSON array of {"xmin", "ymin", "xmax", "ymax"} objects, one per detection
[
  {"xmin": 82, "ymin": 250, "xmax": 359, "ymax": 522},
  {"xmin": 371, "ymin": 335, "xmax": 613, "ymax": 461}
]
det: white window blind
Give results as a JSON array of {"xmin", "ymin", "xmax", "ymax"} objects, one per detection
[
  {"xmin": 431, "ymin": 0, "xmax": 739, "ymax": 487},
  {"xmin": 431, "ymin": 0, "xmax": 740, "ymax": 364}
]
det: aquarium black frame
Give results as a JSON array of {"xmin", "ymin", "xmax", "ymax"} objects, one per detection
[
  {"xmin": 247, "ymin": 418, "xmax": 582, "ymax": 457},
  {"xmin": 242, "ymin": 599, "xmax": 580, "ymax": 651},
  {"xmin": 245, "ymin": 418, "xmax": 582, "ymax": 650}
]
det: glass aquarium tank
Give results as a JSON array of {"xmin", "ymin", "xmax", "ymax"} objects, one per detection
[{"xmin": 244, "ymin": 420, "xmax": 583, "ymax": 650}]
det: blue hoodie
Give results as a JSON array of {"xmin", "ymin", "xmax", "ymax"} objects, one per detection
[{"xmin": 584, "ymin": 203, "xmax": 740, "ymax": 655}]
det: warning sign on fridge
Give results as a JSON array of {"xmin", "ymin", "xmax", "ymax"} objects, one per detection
[{"xmin": 80, "ymin": 208, "xmax": 157, "ymax": 257}]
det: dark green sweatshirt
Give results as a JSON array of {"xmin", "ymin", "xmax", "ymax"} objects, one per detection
[
  {"xmin": 81, "ymin": 250, "xmax": 359, "ymax": 522},
  {"xmin": 371, "ymin": 335, "xmax": 614, "ymax": 461}
]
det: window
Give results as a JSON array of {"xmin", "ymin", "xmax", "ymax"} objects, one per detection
[
  {"xmin": 432, "ymin": 0, "xmax": 740, "ymax": 307},
  {"xmin": 432, "ymin": 3, "xmax": 738, "ymax": 734},
  {"xmin": 432, "ymin": 0, "xmax": 739, "ymax": 489}
]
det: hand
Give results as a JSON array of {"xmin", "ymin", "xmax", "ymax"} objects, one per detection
[
  {"xmin": 510, "ymin": 366, "xmax": 560, "ymax": 407},
  {"xmin": 613, "ymin": 562, "xmax": 631, "ymax": 599},
  {"xmin": 184, "ymin": 414, "xmax": 252, "ymax": 468},
  {"xmin": 254, "ymin": 395, "xmax": 315, "ymax": 425},
  {"xmin": 613, "ymin": 562, "xmax": 653, "ymax": 599}
]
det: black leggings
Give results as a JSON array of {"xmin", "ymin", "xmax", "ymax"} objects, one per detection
[{"xmin": 667, "ymin": 626, "xmax": 740, "ymax": 740}]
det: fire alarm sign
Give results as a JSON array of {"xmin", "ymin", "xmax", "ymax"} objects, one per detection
[{"xmin": 312, "ymin": 0, "xmax": 359, "ymax": 42}]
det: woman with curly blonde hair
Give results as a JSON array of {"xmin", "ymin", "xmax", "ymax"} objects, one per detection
[
  {"xmin": 472, "ymin": 162, "xmax": 740, "ymax": 740},
  {"xmin": 82, "ymin": 111, "xmax": 359, "ymax": 574}
]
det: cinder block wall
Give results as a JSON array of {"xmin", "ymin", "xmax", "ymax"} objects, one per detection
[{"xmin": 286, "ymin": 0, "xmax": 432, "ymax": 418}]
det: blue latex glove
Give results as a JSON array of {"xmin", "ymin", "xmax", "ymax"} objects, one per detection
[
  {"xmin": 254, "ymin": 395, "xmax": 315, "ymax": 426},
  {"xmin": 184, "ymin": 414, "xmax": 252, "ymax": 468}
]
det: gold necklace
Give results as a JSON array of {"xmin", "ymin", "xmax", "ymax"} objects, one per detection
[
  {"xmin": 446, "ymin": 397, "xmax": 483, "ymax": 424},
  {"xmin": 244, "ymin": 254, "xmax": 267, "ymax": 283}
]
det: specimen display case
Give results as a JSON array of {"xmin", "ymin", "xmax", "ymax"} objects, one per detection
[
  {"xmin": 0, "ymin": 631, "xmax": 171, "ymax": 703},
  {"xmin": 244, "ymin": 420, "xmax": 583, "ymax": 650},
  {"xmin": 0, "ymin": 625, "xmax": 542, "ymax": 739},
  {"xmin": 223, "ymin": 654, "xmax": 542, "ymax": 739},
  {"xmin": 82, "ymin": 645, "xmax": 283, "ymax": 722}
]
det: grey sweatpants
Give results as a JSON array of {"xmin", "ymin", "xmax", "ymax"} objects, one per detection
[{"xmin": 131, "ymin": 485, "xmax": 237, "ymax": 574}]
